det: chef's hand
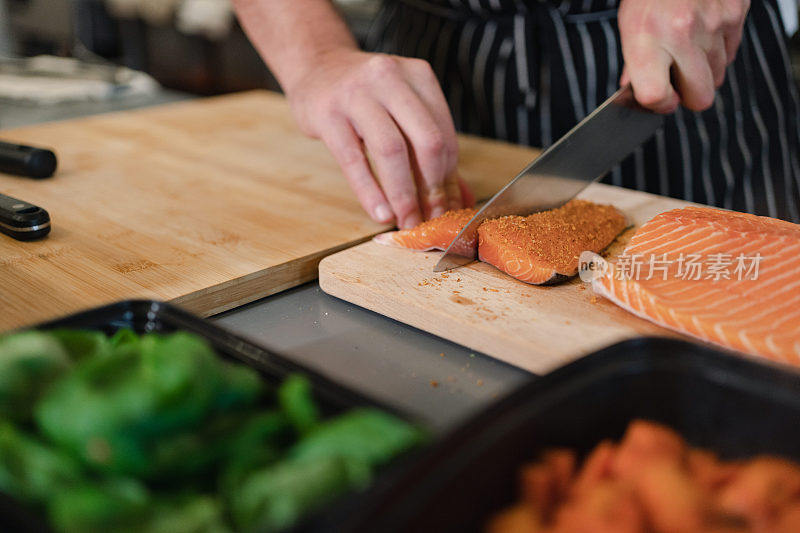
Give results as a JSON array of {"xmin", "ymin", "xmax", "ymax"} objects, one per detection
[
  {"xmin": 618, "ymin": 0, "xmax": 750, "ymax": 113},
  {"xmin": 286, "ymin": 50, "xmax": 474, "ymax": 228}
]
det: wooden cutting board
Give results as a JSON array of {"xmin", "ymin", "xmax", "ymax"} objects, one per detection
[
  {"xmin": 0, "ymin": 90, "xmax": 535, "ymax": 330},
  {"xmin": 319, "ymin": 183, "xmax": 694, "ymax": 374}
]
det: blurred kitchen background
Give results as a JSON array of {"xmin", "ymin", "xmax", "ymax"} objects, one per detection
[
  {"xmin": 0, "ymin": 0, "xmax": 380, "ymax": 91},
  {"xmin": 0, "ymin": 0, "xmax": 376, "ymax": 127},
  {"xmin": 0, "ymin": 0, "xmax": 798, "ymax": 127}
]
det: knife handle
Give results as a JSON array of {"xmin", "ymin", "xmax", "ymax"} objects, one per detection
[
  {"xmin": 0, "ymin": 193, "xmax": 51, "ymax": 240},
  {"xmin": 0, "ymin": 141, "xmax": 58, "ymax": 179}
]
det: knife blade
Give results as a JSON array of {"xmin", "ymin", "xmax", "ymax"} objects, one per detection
[{"xmin": 433, "ymin": 83, "xmax": 664, "ymax": 273}]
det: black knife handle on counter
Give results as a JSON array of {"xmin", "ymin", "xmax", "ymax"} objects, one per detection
[
  {"xmin": 0, "ymin": 193, "xmax": 50, "ymax": 240},
  {"xmin": 0, "ymin": 141, "xmax": 57, "ymax": 179}
]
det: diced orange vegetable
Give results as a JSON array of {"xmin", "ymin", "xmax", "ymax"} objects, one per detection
[
  {"xmin": 773, "ymin": 503, "xmax": 800, "ymax": 533},
  {"xmin": 488, "ymin": 420, "xmax": 800, "ymax": 533},
  {"xmin": 718, "ymin": 456, "xmax": 800, "ymax": 527},
  {"xmin": 487, "ymin": 503, "xmax": 543, "ymax": 533},
  {"xmin": 571, "ymin": 440, "xmax": 615, "ymax": 496},
  {"xmin": 688, "ymin": 449, "xmax": 739, "ymax": 493},
  {"xmin": 613, "ymin": 420, "xmax": 686, "ymax": 482},
  {"xmin": 543, "ymin": 449, "xmax": 576, "ymax": 500},
  {"xmin": 520, "ymin": 464, "xmax": 555, "ymax": 520},
  {"xmin": 549, "ymin": 480, "xmax": 645, "ymax": 533},
  {"xmin": 634, "ymin": 459, "xmax": 707, "ymax": 533},
  {"xmin": 520, "ymin": 450, "xmax": 575, "ymax": 521}
]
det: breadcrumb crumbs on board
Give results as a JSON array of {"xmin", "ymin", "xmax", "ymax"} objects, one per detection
[
  {"xmin": 477, "ymin": 379, "xmax": 484, "ymax": 386},
  {"xmin": 590, "ymin": 295, "xmax": 599, "ymax": 304},
  {"xmin": 430, "ymin": 380, "xmax": 439, "ymax": 388}
]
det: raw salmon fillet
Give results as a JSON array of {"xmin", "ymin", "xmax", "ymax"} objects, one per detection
[
  {"xmin": 373, "ymin": 208, "xmax": 478, "ymax": 257},
  {"xmin": 592, "ymin": 206, "xmax": 800, "ymax": 363},
  {"xmin": 478, "ymin": 200, "xmax": 627, "ymax": 285}
]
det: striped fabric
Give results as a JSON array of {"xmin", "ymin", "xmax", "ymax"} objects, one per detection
[{"xmin": 367, "ymin": 0, "xmax": 800, "ymax": 222}]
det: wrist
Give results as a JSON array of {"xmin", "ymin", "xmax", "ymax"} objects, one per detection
[{"xmin": 280, "ymin": 44, "xmax": 360, "ymax": 97}]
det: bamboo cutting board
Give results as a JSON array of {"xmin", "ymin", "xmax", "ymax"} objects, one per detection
[
  {"xmin": 0, "ymin": 90, "xmax": 535, "ymax": 330},
  {"xmin": 319, "ymin": 183, "xmax": 694, "ymax": 374}
]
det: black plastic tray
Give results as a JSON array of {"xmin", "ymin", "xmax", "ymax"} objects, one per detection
[
  {"xmin": 36, "ymin": 300, "xmax": 410, "ymax": 418},
  {"xmin": 340, "ymin": 337, "xmax": 800, "ymax": 533},
  {"xmin": 2, "ymin": 300, "xmax": 425, "ymax": 533}
]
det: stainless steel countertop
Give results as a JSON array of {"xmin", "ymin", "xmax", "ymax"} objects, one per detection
[
  {"xmin": 213, "ymin": 283, "xmax": 529, "ymax": 431},
  {"xmin": 1, "ymin": 89, "xmax": 532, "ymax": 433}
]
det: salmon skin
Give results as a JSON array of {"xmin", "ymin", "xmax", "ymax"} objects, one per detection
[
  {"xmin": 592, "ymin": 206, "xmax": 800, "ymax": 364},
  {"xmin": 478, "ymin": 200, "xmax": 627, "ymax": 285},
  {"xmin": 374, "ymin": 200, "xmax": 626, "ymax": 285},
  {"xmin": 373, "ymin": 208, "xmax": 478, "ymax": 257}
]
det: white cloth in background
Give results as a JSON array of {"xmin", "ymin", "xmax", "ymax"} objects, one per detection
[
  {"xmin": 0, "ymin": 55, "xmax": 158, "ymax": 104},
  {"xmin": 778, "ymin": 0, "xmax": 799, "ymax": 35},
  {"xmin": 176, "ymin": 0, "xmax": 234, "ymax": 40},
  {"xmin": 104, "ymin": 0, "xmax": 233, "ymax": 39}
]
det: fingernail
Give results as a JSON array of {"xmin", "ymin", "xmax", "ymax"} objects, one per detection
[
  {"xmin": 402, "ymin": 213, "xmax": 422, "ymax": 229},
  {"xmin": 430, "ymin": 206, "xmax": 446, "ymax": 218},
  {"xmin": 373, "ymin": 204, "xmax": 392, "ymax": 222}
]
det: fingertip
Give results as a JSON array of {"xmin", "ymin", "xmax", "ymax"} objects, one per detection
[
  {"xmin": 619, "ymin": 68, "xmax": 630, "ymax": 87},
  {"xmin": 633, "ymin": 82, "xmax": 677, "ymax": 112},
  {"xmin": 648, "ymin": 91, "xmax": 680, "ymax": 114},
  {"xmin": 430, "ymin": 205, "xmax": 446, "ymax": 219},
  {"xmin": 459, "ymin": 178, "xmax": 476, "ymax": 207},
  {"xmin": 681, "ymin": 88, "xmax": 715, "ymax": 111},
  {"xmin": 372, "ymin": 204, "xmax": 395, "ymax": 224},
  {"xmin": 663, "ymin": 92, "xmax": 680, "ymax": 114},
  {"xmin": 400, "ymin": 211, "xmax": 423, "ymax": 229},
  {"xmin": 425, "ymin": 186, "xmax": 449, "ymax": 216}
]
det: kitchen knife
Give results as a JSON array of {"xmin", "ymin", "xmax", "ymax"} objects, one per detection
[
  {"xmin": 0, "ymin": 193, "xmax": 51, "ymax": 240},
  {"xmin": 434, "ymin": 84, "xmax": 663, "ymax": 273},
  {"xmin": 0, "ymin": 141, "xmax": 57, "ymax": 179}
]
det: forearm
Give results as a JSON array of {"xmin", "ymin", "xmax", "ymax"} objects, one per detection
[{"xmin": 232, "ymin": 0, "xmax": 358, "ymax": 94}]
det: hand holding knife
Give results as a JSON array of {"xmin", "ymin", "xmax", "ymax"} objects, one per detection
[{"xmin": 434, "ymin": 84, "xmax": 665, "ymax": 273}]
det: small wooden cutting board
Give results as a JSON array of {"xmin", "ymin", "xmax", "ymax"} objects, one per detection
[
  {"xmin": 319, "ymin": 183, "xmax": 693, "ymax": 374},
  {"xmin": 0, "ymin": 90, "xmax": 534, "ymax": 330}
]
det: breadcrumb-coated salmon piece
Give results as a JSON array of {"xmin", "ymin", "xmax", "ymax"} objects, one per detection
[
  {"xmin": 478, "ymin": 200, "xmax": 627, "ymax": 285},
  {"xmin": 374, "ymin": 200, "xmax": 627, "ymax": 285},
  {"xmin": 373, "ymin": 208, "xmax": 478, "ymax": 257}
]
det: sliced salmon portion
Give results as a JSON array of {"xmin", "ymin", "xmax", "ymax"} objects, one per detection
[
  {"xmin": 373, "ymin": 208, "xmax": 478, "ymax": 257},
  {"xmin": 592, "ymin": 206, "xmax": 800, "ymax": 364},
  {"xmin": 478, "ymin": 200, "xmax": 627, "ymax": 285}
]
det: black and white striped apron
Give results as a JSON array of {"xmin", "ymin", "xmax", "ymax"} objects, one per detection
[{"xmin": 367, "ymin": 0, "xmax": 800, "ymax": 223}]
